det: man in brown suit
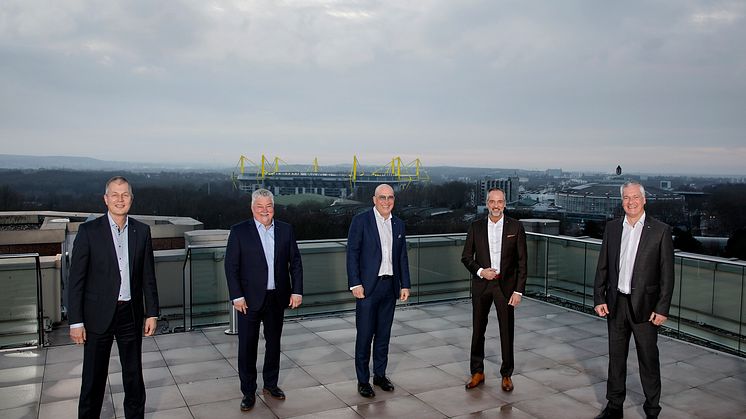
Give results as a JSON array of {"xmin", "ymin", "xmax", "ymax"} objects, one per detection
[{"xmin": 461, "ymin": 187, "xmax": 527, "ymax": 392}]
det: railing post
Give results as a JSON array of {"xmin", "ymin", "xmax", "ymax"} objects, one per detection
[{"xmin": 225, "ymin": 305, "xmax": 239, "ymax": 335}]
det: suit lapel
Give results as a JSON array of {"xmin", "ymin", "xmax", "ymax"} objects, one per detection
[
  {"xmin": 128, "ymin": 217, "xmax": 136, "ymax": 276},
  {"xmin": 369, "ymin": 210, "xmax": 382, "ymax": 255},
  {"xmin": 610, "ymin": 219, "xmax": 623, "ymax": 276},
  {"xmin": 632, "ymin": 217, "xmax": 654, "ymax": 272},
  {"xmin": 98, "ymin": 215, "xmax": 121, "ymax": 285}
]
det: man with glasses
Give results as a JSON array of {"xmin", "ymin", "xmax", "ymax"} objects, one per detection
[
  {"xmin": 68, "ymin": 176, "xmax": 160, "ymax": 418},
  {"xmin": 347, "ymin": 184, "xmax": 411, "ymax": 398}
]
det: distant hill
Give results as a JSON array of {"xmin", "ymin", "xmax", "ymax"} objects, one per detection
[{"xmin": 0, "ymin": 154, "xmax": 230, "ymax": 172}]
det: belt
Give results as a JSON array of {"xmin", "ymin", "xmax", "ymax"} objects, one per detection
[
  {"xmin": 378, "ymin": 275, "xmax": 393, "ymax": 280},
  {"xmin": 617, "ymin": 291, "xmax": 631, "ymax": 298},
  {"xmin": 117, "ymin": 300, "xmax": 131, "ymax": 305}
]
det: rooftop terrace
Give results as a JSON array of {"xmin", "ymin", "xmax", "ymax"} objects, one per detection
[{"xmin": 2, "ymin": 298, "xmax": 744, "ymax": 419}]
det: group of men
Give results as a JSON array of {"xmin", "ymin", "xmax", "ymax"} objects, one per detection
[{"xmin": 69, "ymin": 177, "xmax": 673, "ymax": 419}]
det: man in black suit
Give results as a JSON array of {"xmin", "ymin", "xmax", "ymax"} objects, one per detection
[
  {"xmin": 593, "ymin": 181, "xmax": 674, "ymax": 419},
  {"xmin": 347, "ymin": 184, "xmax": 411, "ymax": 398},
  {"xmin": 461, "ymin": 187, "xmax": 527, "ymax": 393},
  {"xmin": 68, "ymin": 176, "xmax": 159, "ymax": 419},
  {"xmin": 224, "ymin": 188, "xmax": 303, "ymax": 411}
]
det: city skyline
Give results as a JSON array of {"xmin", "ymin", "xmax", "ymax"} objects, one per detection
[{"xmin": 1, "ymin": 1, "xmax": 745, "ymax": 175}]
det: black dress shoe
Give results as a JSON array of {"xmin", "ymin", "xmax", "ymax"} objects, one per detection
[
  {"xmin": 358, "ymin": 382, "xmax": 376, "ymax": 398},
  {"xmin": 240, "ymin": 394, "xmax": 255, "ymax": 411},
  {"xmin": 594, "ymin": 404, "xmax": 623, "ymax": 419},
  {"xmin": 263, "ymin": 386, "xmax": 286, "ymax": 400},
  {"xmin": 373, "ymin": 375, "xmax": 395, "ymax": 392}
]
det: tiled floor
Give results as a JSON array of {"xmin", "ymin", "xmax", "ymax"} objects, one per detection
[{"xmin": 1, "ymin": 298, "xmax": 745, "ymax": 418}]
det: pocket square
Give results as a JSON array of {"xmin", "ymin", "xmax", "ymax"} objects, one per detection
[
  {"xmin": 397, "ymin": 234, "xmax": 402, "ymax": 238},
  {"xmin": 507, "ymin": 234, "xmax": 516, "ymax": 238}
]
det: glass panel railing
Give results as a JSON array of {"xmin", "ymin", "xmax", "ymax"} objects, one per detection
[
  {"xmin": 174, "ymin": 231, "xmax": 744, "ymax": 356},
  {"xmin": 0, "ymin": 254, "xmax": 44, "ymax": 348}
]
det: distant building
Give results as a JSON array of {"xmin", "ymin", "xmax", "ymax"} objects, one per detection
[
  {"xmin": 555, "ymin": 181, "xmax": 684, "ymax": 218},
  {"xmin": 478, "ymin": 177, "xmax": 518, "ymax": 204}
]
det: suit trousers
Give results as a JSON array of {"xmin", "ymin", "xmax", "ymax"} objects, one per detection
[
  {"xmin": 79, "ymin": 301, "xmax": 145, "ymax": 419},
  {"xmin": 354, "ymin": 277, "xmax": 396, "ymax": 383},
  {"xmin": 606, "ymin": 293, "xmax": 662, "ymax": 417},
  {"xmin": 237, "ymin": 290, "xmax": 285, "ymax": 396},
  {"xmin": 470, "ymin": 281, "xmax": 515, "ymax": 377}
]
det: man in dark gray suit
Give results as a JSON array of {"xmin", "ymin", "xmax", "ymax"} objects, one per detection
[
  {"xmin": 68, "ymin": 176, "xmax": 160, "ymax": 419},
  {"xmin": 593, "ymin": 180, "xmax": 675, "ymax": 419}
]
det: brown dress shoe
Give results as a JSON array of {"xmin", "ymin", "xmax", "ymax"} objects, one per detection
[
  {"xmin": 465, "ymin": 372, "xmax": 485, "ymax": 389},
  {"xmin": 501, "ymin": 376, "xmax": 514, "ymax": 392}
]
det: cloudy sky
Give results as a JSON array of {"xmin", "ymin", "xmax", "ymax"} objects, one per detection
[{"xmin": 1, "ymin": 0, "xmax": 744, "ymax": 175}]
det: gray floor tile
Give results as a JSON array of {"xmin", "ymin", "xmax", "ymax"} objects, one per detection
[
  {"xmin": 109, "ymin": 350, "xmax": 166, "ymax": 373},
  {"xmin": 0, "ymin": 349, "xmax": 46, "ymax": 369},
  {"xmin": 665, "ymin": 387, "xmax": 746, "ymax": 418},
  {"xmin": 161, "ymin": 345, "xmax": 223, "ymax": 366},
  {"xmin": 145, "ymin": 406, "xmax": 194, "ymax": 418},
  {"xmin": 0, "ymin": 364, "xmax": 44, "ymax": 387},
  {"xmin": 179, "ymin": 376, "xmax": 242, "ymax": 406},
  {"xmin": 40, "ymin": 377, "xmax": 88, "ymax": 404},
  {"xmin": 700, "ymin": 375, "xmax": 746, "ymax": 403},
  {"xmin": 535, "ymin": 325, "xmax": 596, "ymax": 342},
  {"xmin": 302, "ymin": 359, "xmax": 358, "ymax": 384},
  {"xmin": 213, "ymin": 341, "xmax": 238, "ymax": 358},
  {"xmin": 281, "ymin": 331, "xmax": 331, "ymax": 349},
  {"xmin": 657, "ymin": 338, "xmax": 711, "ymax": 363},
  {"xmin": 408, "ymin": 344, "xmax": 470, "ymax": 366},
  {"xmin": 414, "ymin": 385, "xmax": 505, "ymax": 417},
  {"xmin": 44, "ymin": 344, "xmax": 83, "ymax": 365},
  {"xmin": 0, "ymin": 382, "xmax": 41, "ymax": 410},
  {"xmin": 513, "ymin": 331, "xmax": 561, "ymax": 350},
  {"xmin": 283, "ymin": 344, "xmax": 351, "ymax": 367},
  {"xmin": 529, "ymin": 342, "xmax": 597, "ymax": 363},
  {"xmin": 190, "ymin": 396, "xmax": 275, "ymax": 418},
  {"xmin": 154, "ymin": 332, "xmax": 212, "ymax": 350},
  {"xmin": 0, "ymin": 404, "xmax": 39, "ymax": 419},
  {"xmin": 261, "ymin": 384, "xmax": 347, "ymax": 417},
  {"xmin": 523, "ymin": 365, "xmax": 603, "ymax": 393},
  {"xmin": 544, "ymin": 311, "xmax": 597, "ymax": 326},
  {"xmin": 169, "ymin": 359, "xmax": 237, "ymax": 384},
  {"xmin": 112, "ymin": 384, "xmax": 185, "ymax": 416},
  {"xmin": 385, "ymin": 352, "xmax": 431, "ymax": 374},
  {"xmin": 569, "ymin": 335, "xmax": 611, "ymax": 355},
  {"xmin": 435, "ymin": 360, "xmax": 472, "ymax": 380},
  {"xmin": 516, "ymin": 316, "xmax": 566, "ymax": 333},
  {"xmin": 354, "ymin": 394, "xmax": 446, "ymax": 418},
  {"xmin": 513, "ymin": 392, "xmax": 599, "ymax": 419},
  {"xmin": 480, "ymin": 374, "xmax": 559, "ymax": 404},
  {"xmin": 401, "ymin": 317, "xmax": 461, "ymax": 332},
  {"xmin": 325, "ymin": 379, "xmax": 406, "ymax": 406},
  {"xmin": 427, "ymin": 327, "xmax": 473, "ymax": 346},
  {"xmin": 451, "ymin": 405, "xmax": 537, "ymax": 418},
  {"xmin": 507, "ymin": 349, "xmax": 560, "ymax": 374},
  {"xmin": 287, "ymin": 406, "xmax": 361, "ymax": 419},
  {"xmin": 389, "ymin": 365, "xmax": 464, "ymax": 394},
  {"xmin": 259, "ymin": 365, "xmax": 321, "ymax": 390},
  {"xmin": 562, "ymin": 380, "xmax": 644, "ymax": 410},
  {"xmin": 684, "ymin": 350, "xmax": 746, "ymax": 375},
  {"xmin": 392, "ymin": 308, "xmax": 432, "ymax": 322},
  {"xmin": 300, "ymin": 317, "xmax": 355, "ymax": 332},
  {"xmin": 390, "ymin": 332, "xmax": 447, "ymax": 352},
  {"xmin": 315, "ymin": 328, "xmax": 358, "ymax": 345},
  {"xmin": 39, "ymin": 397, "xmax": 116, "ymax": 419},
  {"xmin": 660, "ymin": 360, "xmax": 725, "ymax": 387},
  {"xmin": 201, "ymin": 327, "xmax": 239, "ymax": 344},
  {"xmin": 109, "ymin": 366, "xmax": 175, "ymax": 392}
]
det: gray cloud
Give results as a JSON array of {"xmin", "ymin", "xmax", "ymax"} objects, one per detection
[{"xmin": 1, "ymin": 0, "xmax": 744, "ymax": 174}]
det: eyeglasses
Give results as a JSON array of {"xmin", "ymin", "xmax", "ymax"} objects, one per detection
[
  {"xmin": 107, "ymin": 193, "xmax": 132, "ymax": 201},
  {"xmin": 376, "ymin": 195, "xmax": 395, "ymax": 201}
]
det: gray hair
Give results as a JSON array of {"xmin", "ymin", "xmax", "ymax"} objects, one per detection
[
  {"xmin": 251, "ymin": 188, "xmax": 274, "ymax": 206},
  {"xmin": 105, "ymin": 176, "xmax": 133, "ymax": 196},
  {"xmin": 620, "ymin": 181, "xmax": 645, "ymax": 198}
]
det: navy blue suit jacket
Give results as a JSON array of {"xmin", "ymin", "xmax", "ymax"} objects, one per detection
[
  {"xmin": 224, "ymin": 219, "xmax": 303, "ymax": 310},
  {"xmin": 346, "ymin": 208, "xmax": 411, "ymax": 297},
  {"xmin": 67, "ymin": 215, "xmax": 159, "ymax": 334},
  {"xmin": 594, "ymin": 215, "xmax": 674, "ymax": 323}
]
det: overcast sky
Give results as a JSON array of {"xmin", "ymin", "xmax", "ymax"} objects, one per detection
[{"xmin": 1, "ymin": 1, "xmax": 744, "ymax": 175}]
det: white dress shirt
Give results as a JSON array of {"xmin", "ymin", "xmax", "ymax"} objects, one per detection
[
  {"xmin": 618, "ymin": 212, "xmax": 646, "ymax": 294},
  {"xmin": 374, "ymin": 207, "xmax": 394, "ymax": 276}
]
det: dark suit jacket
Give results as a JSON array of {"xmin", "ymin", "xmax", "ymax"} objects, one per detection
[
  {"xmin": 346, "ymin": 208, "xmax": 411, "ymax": 297},
  {"xmin": 461, "ymin": 216, "xmax": 528, "ymax": 298},
  {"xmin": 224, "ymin": 219, "xmax": 303, "ymax": 310},
  {"xmin": 594, "ymin": 215, "xmax": 675, "ymax": 323},
  {"xmin": 68, "ymin": 215, "xmax": 159, "ymax": 334}
]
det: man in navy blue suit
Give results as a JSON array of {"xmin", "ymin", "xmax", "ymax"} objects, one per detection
[
  {"xmin": 225, "ymin": 188, "xmax": 303, "ymax": 412},
  {"xmin": 347, "ymin": 183, "xmax": 411, "ymax": 398}
]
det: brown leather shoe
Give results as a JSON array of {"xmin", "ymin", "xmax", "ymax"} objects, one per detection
[
  {"xmin": 465, "ymin": 372, "xmax": 485, "ymax": 389},
  {"xmin": 501, "ymin": 376, "xmax": 514, "ymax": 392}
]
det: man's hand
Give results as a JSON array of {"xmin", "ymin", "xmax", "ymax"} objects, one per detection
[
  {"xmin": 144, "ymin": 317, "xmax": 157, "ymax": 336},
  {"xmin": 594, "ymin": 304, "xmax": 609, "ymax": 317},
  {"xmin": 400, "ymin": 288, "xmax": 410, "ymax": 302},
  {"xmin": 482, "ymin": 268, "xmax": 499, "ymax": 280},
  {"xmin": 649, "ymin": 312, "xmax": 668, "ymax": 326},
  {"xmin": 289, "ymin": 295, "xmax": 302, "ymax": 309},
  {"xmin": 351, "ymin": 286, "xmax": 365, "ymax": 299},
  {"xmin": 233, "ymin": 298, "xmax": 248, "ymax": 314},
  {"xmin": 70, "ymin": 326, "xmax": 86, "ymax": 344},
  {"xmin": 508, "ymin": 292, "xmax": 522, "ymax": 307}
]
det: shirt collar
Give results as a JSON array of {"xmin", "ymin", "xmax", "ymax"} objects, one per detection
[
  {"xmin": 373, "ymin": 207, "xmax": 391, "ymax": 222},
  {"xmin": 623, "ymin": 212, "xmax": 646, "ymax": 228},
  {"xmin": 107, "ymin": 212, "xmax": 128, "ymax": 231},
  {"xmin": 254, "ymin": 218, "xmax": 274, "ymax": 231},
  {"xmin": 488, "ymin": 216, "xmax": 504, "ymax": 227}
]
